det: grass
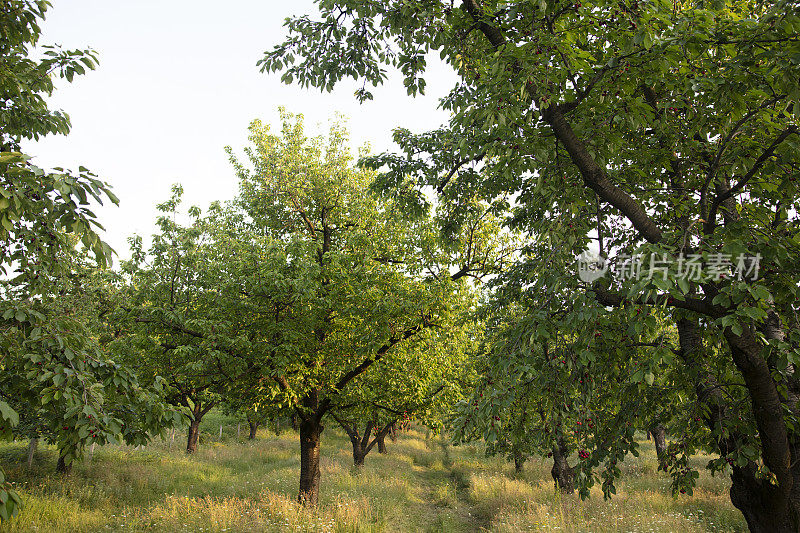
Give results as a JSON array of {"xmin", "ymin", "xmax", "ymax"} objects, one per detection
[{"xmin": 0, "ymin": 415, "xmax": 747, "ymax": 532}]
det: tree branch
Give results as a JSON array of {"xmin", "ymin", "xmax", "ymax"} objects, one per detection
[{"xmin": 705, "ymin": 125, "xmax": 798, "ymax": 233}]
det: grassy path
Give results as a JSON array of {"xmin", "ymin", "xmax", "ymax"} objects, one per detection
[{"xmin": 397, "ymin": 438, "xmax": 487, "ymax": 532}]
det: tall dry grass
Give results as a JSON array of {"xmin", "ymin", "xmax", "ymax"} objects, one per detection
[{"xmin": 0, "ymin": 415, "xmax": 745, "ymax": 532}]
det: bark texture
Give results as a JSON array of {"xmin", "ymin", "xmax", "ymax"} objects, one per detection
[
  {"xmin": 551, "ymin": 436, "xmax": 575, "ymax": 493},
  {"xmin": 186, "ymin": 418, "xmax": 201, "ymax": 454},
  {"xmin": 649, "ymin": 423, "xmax": 667, "ymax": 470},
  {"xmin": 298, "ymin": 418, "xmax": 322, "ymax": 505},
  {"xmin": 377, "ymin": 433, "xmax": 387, "ymax": 454}
]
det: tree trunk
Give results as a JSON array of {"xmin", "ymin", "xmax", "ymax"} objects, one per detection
[
  {"xmin": 729, "ymin": 464, "xmax": 799, "ymax": 533},
  {"xmin": 275, "ymin": 418, "xmax": 281, "ymax": 436},
  {"xmin": 551, "ymin": 436, "xmax": 574, "ymax": 493},
  {"xmin": 513, "ymin": 450, "xmax": 525, "ymax": 474},
  {"xmin": 298, "ymin": 417, "xmax": 322, "ymax": 505},
  {"xmin": 56, "ymin": 452, "xmax": 72, "ymax": 474},
  {"xmin": 389, "ymin": 422, "xmax": 397, "ymax": 442},
  {"xmin": 351, "ymin": 437, "xmax": 366, "ymax": 466},
  {"xmin": 650, "ymin": 423, "xmax": 667, "ymax": 470},
  {"xmin": 677, "ymin": 317, "xmax": 800, "ymax": 531},
  {"xmin": 725, "ymin": 324, "xmax": 800, "ymax": 532},
  {"xmin": 27, "ymin": 438, "xmax": 38, "ymax": 468},
  {"xmin": 248, "ymin": 421, "xmax": 258, "ymax": 440},
  {"xmin": 291, "ymin": 413, "xmax": 299, "ymax": 432},
  {"xmin": 377, "ymin": 433, "xmax": 387, "ymax": 454},
  {"xmin": 186, "ymin": 418, "xmax": 201, "ymax": 454},
  {"xmin": 185, "ymin": 399, "xmax": 212, "ymax": 454}
]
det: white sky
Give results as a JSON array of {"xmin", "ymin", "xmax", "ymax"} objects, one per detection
[{"xmin": 25, "ymin": 0, "xmax": 457, "ymax": 261}]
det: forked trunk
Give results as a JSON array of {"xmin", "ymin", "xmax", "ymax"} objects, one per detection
[
  {"xmin": 185, "ymin": 399, "xmax": 212, "ymax": 454},
  {"xmin": 345, "ymin": 420, "xmax": 373, "ymax": 466},
  {"xmin": 298, "ymin": 418, "xmax": 322, "ymax": 505}
]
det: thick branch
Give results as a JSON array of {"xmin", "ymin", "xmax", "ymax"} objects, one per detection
[
  {"xmin": 462, "ymin": 0, "xmax": 662, "ymax": 244},
  {"xmin": 315, "ymin": 324, "xmax": 427, "ymax": 420},
  {"xmin": 543, "ymin": 107, "xmax": 663, "ymax": 243},
  {"xmin": 591, "ymin": 285, "xmax": 721, "ymax": 317}
]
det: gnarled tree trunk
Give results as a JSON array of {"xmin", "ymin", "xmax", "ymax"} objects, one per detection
[
  {"xmin": 677, "ymin": 317, "xmax": 800, "ymax": 531},
  {"xmin": 729, "ymin": 463, "xmax": 797, "ymax": 533},
  {"xmin": 551, "ymin": 435, "xmax": 574, "ymax": 493},
  {"xmin": 724, "ymin": 321, "xmax": 800, "ymax": 532}
]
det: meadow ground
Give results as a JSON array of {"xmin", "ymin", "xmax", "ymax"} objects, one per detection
[{"xmin": 0, "ymin": 414, "xmax": 747, "ymax": 532}]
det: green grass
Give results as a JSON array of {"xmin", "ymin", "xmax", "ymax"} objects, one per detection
[{"xmin": 0, "ymin": 422, "xmax": 746, "ymax": 532}]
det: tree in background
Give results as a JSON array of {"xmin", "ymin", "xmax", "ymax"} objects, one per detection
[
  {"xmin": 2, "ymin": 244, "xmax": 181, "ymax": 474},
  {"xmin": 330, "ymin": 320, "xmax": 480, "ymax": 467},
  {"xmin": 224, "ymin": 111, "xmax": 509, "ymax": 504},
  {"xmin": 117, "ymin": 187, "xmax": 279, "ymax": 454}
]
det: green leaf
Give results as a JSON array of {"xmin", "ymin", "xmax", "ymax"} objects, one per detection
[{"xmin": 0, "ymin": 402, "xmax": 18, "ymax": 427}]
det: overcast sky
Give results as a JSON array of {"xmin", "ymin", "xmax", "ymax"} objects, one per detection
[{"xmin": 26, "ymin": 1, "xmax": 456, "ymax": 261}]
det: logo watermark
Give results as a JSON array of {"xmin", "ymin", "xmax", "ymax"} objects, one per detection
[
  {"xmin": 576, "ymin": 252, "xmax": 761, "ymax": 282},
  {"xmin": 577, "ymin": 252, "xmax": 609, "ymax": 283}
]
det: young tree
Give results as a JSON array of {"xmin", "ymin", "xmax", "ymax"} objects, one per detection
[
  {"xmin": 263, "ymin": 1, "xmax": 800, "ymax": 529},
  {"xmin": 224, "ymin": 112, "xmax": 507, "ymax": 504},
  {"xmin": 117, "ymin": 188, "xmax": 271, "ymax": 454}
]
